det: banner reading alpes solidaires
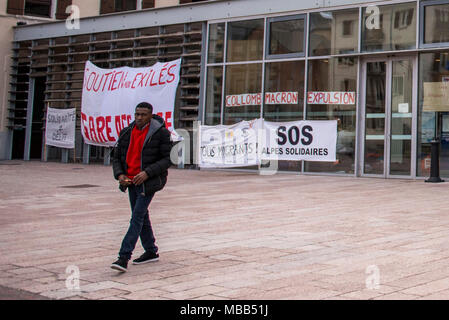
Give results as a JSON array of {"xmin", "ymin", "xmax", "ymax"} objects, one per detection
[
  {"xmin": 262, "ymin": 120, "xmax": 337, "ymax": 162},
  {"xmin": 81, "ymin": 59, "xmax": 181, "ymax": 147}
]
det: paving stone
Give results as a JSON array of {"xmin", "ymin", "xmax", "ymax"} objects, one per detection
[{"xmin": 2, "ymin": 162, "xmax": 449, "ymax": 300}]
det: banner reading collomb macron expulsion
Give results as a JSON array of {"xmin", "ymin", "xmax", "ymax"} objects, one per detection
[{"xmin": 81, "ymin": 59, "xmax": 181, "ymax": 147}]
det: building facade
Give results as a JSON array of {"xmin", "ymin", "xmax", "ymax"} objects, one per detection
[{"xmin": 5, "ymin": 0, "xmax": 449, "ymax": 179}]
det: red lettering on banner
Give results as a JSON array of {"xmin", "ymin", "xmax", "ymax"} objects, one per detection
[
  {"xmin": 89, "ymin": 116, "xmax": 99, "ymax": 143},
  {"xmin": 102, "ymin": 72, "xmax": 112, "ymax": 91},
  {"xmin": 334, "ymin": 92, "xmax": 340, "ymax": 104},
  {"xmin": 95, "ymin": 116, "xmax": 107, "ymax": 143},
  {"xmin": 281, "ymin": 92, "xmax": 287, "ymax": 104},
  {"xmin": 86, "ymin": 72, "xmax": 96, "ymax": 91},
  {"xmin": 81, "ymin": 112, "xmax": 90, "ymax": 140},
  {"xmin": 149, "ymin": 71, "xmax": 158, "ymax": 86},
  {"xmin": 111, "ymin": 71, "xmax": 121, "ymax": 91},
  {"xmin": 167, "ymin": 64, "xmax": 176, "ymax": 83},
  {"xmin": 115, "ymin": 115, "xmax": 124, "ymax": 135},
  {"xmin": 292, "ymin": 93, "xmax": 298, "ymax": 104},
  {"xmin": 137, "ymin": 73, "xmax": 148, "ymax": 87},
  {"xmin": 156, "ymin": 111, "xmax": 173, "ymax": 131},
  {"xmin": 348, "ymin": 92, "xmax": 355, "ymax": 104},
  {"xmin": 145, "ymin": 70, "xmax": 152, "ymax": 86},
  {"xmin": 121, "ymin": 114, "xmax": 127, "ymax": 129},
  {"xmin": 92, "ymin": 74, "xmax": 102, "ymax": 92},
  {"xmin": 105, "ymin": 116, "xmax": 115, "ymax": 142},
  {"xmin": 131, "ymin": 73, "xmax": 141, "ymax": 89},
  {"xmin": 159, "ymin": 68, "xmax": 167, "ymax": 85}
]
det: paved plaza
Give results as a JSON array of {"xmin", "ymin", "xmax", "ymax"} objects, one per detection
[{"xmin": 1, "ymin": 160, "xmax": 449, "ymax": 300}]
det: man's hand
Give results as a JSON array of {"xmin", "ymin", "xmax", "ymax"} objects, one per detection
[
  {"xmin": 118, "ymin": 174, "xmax": 132, "ymax": 187},
  {"xmin": 133, "ymin": 171, "xmax": 149, "ymax": 185}
]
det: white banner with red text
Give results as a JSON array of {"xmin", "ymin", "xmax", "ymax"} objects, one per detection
[
  {"xmin": 81, "ymin": 59, "xmax": 181, "ymax": 147},
  {"xmin": 198, "ymin": 119, "xmax": 337, "ymax": 168}
]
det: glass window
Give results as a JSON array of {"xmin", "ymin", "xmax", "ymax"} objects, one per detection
[
  {"xmin": 264, "ymin": 61, "xmax": 305, "ymax": 122},
  {"xmin": 362, "ymin": 3, "xmax": 416, "ymax": 52},
  {"xmin": 227, "ymin": 19, "xmax": 264, "ymax": 62},
  {"xmin": 204, "ymin": 67, "xmax": 223, "ymax": 125},
  {"xmin": 267, "ymin": 15, "xmax": 305, "ymax": 57},
  {"xmin": 24, "ymin": 0, "xmax": 51, "ymax": 17},
  {"xmin": 423, "ymin": 3, "xmax": 449, "ymax": 45},
  {"xmin": 309, "ymin": 9, "xmax": 359, "ymax": 56},
  {"xmin": 224, "ymin": 64, "xmax": 262, "ymax": 124},
  {"xmin": 418, "ymin": 51, "xmax": 449, "ymax": 178},
  {"xmin": 305, "ymin": 58, "xmax": 358, "ymax": 174},
  {"xmin": 208, "ymin": 23, "xmax": 225, "ymax": 63}
]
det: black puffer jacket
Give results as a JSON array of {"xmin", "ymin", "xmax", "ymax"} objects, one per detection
[{"xmin": 112, "ymin": 114, "xmax": 172, "ymax": 195}]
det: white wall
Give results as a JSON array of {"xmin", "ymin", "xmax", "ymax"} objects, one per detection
[
  {"xmin": 156, "ymin": 0, "xmax": 180, "ymax": 8},
  {"xmin": 72, "ymin": 0, "xmax": 101, "ymax": 18}
]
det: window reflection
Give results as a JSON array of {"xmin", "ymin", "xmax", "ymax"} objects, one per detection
[
  {"xmin": 264, "ymin": 61, "xmax": 305, "ymax": 122},
  {"xmin": 268, "ymin": 17, "xmax": 305, "ymax": 56},
  {"xmin": 208, "ymin": 23, "xmax": 225, "ymax": 63},
  {"xmin": 305, "ymin": 58, "xmax": 358, "ymax": 174},
  {"xmin": 205, "ymin": 67, "xmax": 223, "ymax": 125},
  {"xmin": 224, "ymin": 64, "xmax": 262, "ymax": 125},
  {"xmin": 424, "ymin": 4, "xmax": 449, "ymax": 44},
  {"xmin": 227, "ymin": 19, "xmax": 264, "ymax": 62},
  {"xmin": 362, "ymin": 3, "xmax": 416, "ymax": 52},
  {"xmin": 309, "ymin": 9, "xmax": 359, "ymax": 56}
]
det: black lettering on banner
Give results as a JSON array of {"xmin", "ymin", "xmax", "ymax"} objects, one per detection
[
  {"xmin": 288, "ymin": 126, "xmax": 300, "ymax": 146},
  {"xmin": 277, "ymin": 126, "xmax": 287, "ymax": 145},
  {"xmin": 301, "ymin": 125, "xmax": 313, "ymax": 145}
]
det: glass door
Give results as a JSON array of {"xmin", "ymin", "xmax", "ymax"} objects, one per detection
[{"xmin": 361, "ymin": 56, "xmax": 416, "ymax": 178}]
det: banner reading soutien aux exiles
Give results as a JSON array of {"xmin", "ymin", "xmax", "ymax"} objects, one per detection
[
  {"xmin": 81, "ymin": 59, "xmax": 181, "ymax": 147},
  {"xmin": 199, "ymin": 119, "xmax": 337, "ymax": 167}
]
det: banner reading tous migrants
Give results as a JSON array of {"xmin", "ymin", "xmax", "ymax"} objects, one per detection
[
  {"xmin": 81, "ymin": 59, "xmax": 181, "ymax": 147},
  {"xmin": 199, "ymin": 119, "xmax": 263, "ymax": 168},
  {"xmin": 262, "ymin": 120, "xmax": 337, "ymax": 162},
  {"xmin": 45, "ymin": 107, "xmax": 76, "ymax": 149}
]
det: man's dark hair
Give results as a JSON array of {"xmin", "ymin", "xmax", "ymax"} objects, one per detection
[{"xmin": 136, "ymin": 102, "xmax": 153, "ymax": 113}]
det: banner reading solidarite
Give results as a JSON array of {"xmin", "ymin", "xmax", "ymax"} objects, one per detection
[
  {"xmin": 81, "ymin": 59, "xmax": 181, "ymax": 147},
  {"xmin": 45, "ymin": 107, "xmax": 76, "ymax": 149}
]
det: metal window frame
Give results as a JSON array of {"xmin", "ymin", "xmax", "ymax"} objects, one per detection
[
  {"xmin": 265, "ymin": 14, "xmax": 307, "ymax": 60},
  {"xmin": 419, "ymin": 0, "xmax": 449, "ymax": 49},
  {"xmin": 308, "ymin": 8, "xmax": 360, "ymax": 57},
  {"xmin": 360, "ymin": 1, "xmax": 418, "ymax": 54}
]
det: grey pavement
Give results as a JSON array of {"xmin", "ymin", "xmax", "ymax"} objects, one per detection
[{"xmin": 1, "ymin": 160, "xmax": 449, "ymax": 300}]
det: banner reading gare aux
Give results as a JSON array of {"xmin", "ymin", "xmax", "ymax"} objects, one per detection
[{"xmin": 81, "ymin": 59, "xmax": 181, "ymax": 147}]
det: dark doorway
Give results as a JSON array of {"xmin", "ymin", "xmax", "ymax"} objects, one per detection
[{"xmin": 30, "ymin": 77, "xmax": 46, "ymax": 159}]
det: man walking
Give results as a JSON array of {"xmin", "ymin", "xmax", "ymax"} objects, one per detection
[{"xmin": 111, "ymin": 102, "xmax": 172, "ymax": 272}]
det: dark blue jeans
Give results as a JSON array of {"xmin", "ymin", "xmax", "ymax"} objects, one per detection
[{"xmin": 119, "ymin": 184, "xmax": 158, "ymax": 261}]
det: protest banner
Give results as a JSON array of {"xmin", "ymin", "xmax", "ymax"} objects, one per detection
[
  {"xmin": 198, "ymin": 119, "xmax": 337, "ymax": 168},
  {"xmin": 199, "ymin": 119, "xmax": 263, "ymax": 168},
  {"xmin": 262, "ymin": 120, "xmax": 338, "ymax": 162},
  {"xmin": 45, "ymin": 107, "xmax": 76, "ymax": 149},
  {"xmin": 81, "ymin": 59, "xmax": 181, "ymax": 147}
]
